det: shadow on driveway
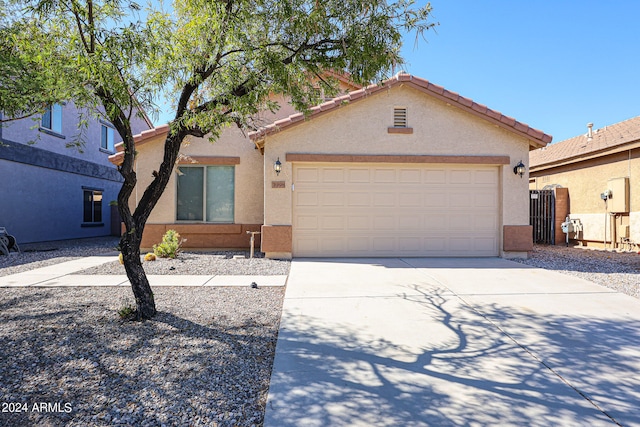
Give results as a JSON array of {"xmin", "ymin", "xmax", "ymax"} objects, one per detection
[{"xmin": 265, "ymin": 258, "xmax": 639, "ymax": 426}]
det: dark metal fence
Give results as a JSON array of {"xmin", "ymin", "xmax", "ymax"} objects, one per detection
[{"xmin": 530, "ymin": 190, "xmax": 555, "ymax": 244}]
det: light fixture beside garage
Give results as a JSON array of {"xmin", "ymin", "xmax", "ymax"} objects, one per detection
[
  {"xmin": 274, "ymin": 157, "xmax": 282, "ymax": 175},
  {"xmin": 513, "ymin": 161, "xmax": 526, "ymax": 178}
]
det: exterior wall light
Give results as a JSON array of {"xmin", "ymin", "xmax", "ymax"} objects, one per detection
[
  {"xmin": 274, "ymin": 157, "xmax": 282, "ymax": 176},
  {"xmin": 513, "ymin": 161, "xmax": 526, "ymax": 178}
]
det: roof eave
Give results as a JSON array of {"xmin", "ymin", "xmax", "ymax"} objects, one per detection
[
  {"xmin": 248, "ymin": 73, "xmax": 553, "ymax": 149},
  {"xmin": 530, "ymin": 140, "xmax": 640, "ymax": 172}
]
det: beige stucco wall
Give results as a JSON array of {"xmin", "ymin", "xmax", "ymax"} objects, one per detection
[
  {"xmin": 261, "ymin": 85, "xmax": 533, "ymax": 254},
  {"xmin": 530, "ymin": 148, "xmax": 640, "ymax": 244},
  {"xmin": 130, "ymin": 126, "xmax": 264, "ymax": 225}
]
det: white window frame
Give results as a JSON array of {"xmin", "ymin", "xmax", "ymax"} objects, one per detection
[
  {"xmin": 100, "ymin": 121, "xmax": 115, "ymax": 152},
  {"xmin": 41, "ymin": 103, "xmax": 63, "ymax": 134}
]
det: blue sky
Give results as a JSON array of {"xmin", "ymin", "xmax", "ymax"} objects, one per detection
[
  {"xmin": 401, "ymin": 1, "xmax": 640, "ymax": 143},
  {"xmin": 155, "ymin": 1, "xmax": 639, "ymax": 144}
]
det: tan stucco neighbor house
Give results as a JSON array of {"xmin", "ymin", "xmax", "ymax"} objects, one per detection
[
  {"xmin": 110, "ymin": 72, "xmax": 552, "ymax": 259},
  {"xmin": 530, "ymin": 116, "xmax": 640, "ymax": 249}
]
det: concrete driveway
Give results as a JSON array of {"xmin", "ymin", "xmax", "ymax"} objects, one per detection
[{"xmin": 264, "ymin": 258, "xmax": 640, "ymax": 427}]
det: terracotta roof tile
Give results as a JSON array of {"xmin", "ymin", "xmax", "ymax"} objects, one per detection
[
  {"xmin": 530, "ymin": 115, "xmax": 640, "ymax": 169},
  {"xmin": 110, "ymin": 73, "xmax": 554, "ymax": 168},
  {"xmin": 427, "ymin": 82, "xmax": 445, "ymax": 95},
  {"xmin": 109, "ymin": 124, "xmax": 171, "ymax": 165},
  {"xmin": 249, "ymin": 72, "xmax": 552, "ymax": 148}
]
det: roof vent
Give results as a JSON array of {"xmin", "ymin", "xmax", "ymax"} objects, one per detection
[
  {"xmin": 587, "ymin": 122, "xmax": 594, "ymax": 140},
  {"xmin": 394, "ymin": 107, "xmax": 408, "ymax": 127}
]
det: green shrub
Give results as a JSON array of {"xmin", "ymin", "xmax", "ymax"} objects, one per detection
[
  {"xmin": 153, "ymin": 229, "xmax": 183, "ymax": 259},
  {"xmin": 117, "ymin": 297, "xmax": 136, "ymax": 320}
]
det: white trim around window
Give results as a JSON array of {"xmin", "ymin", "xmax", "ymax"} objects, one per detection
[{"xmin": 100, "ymin": 120, "xmax": 116, "ymax": 153}]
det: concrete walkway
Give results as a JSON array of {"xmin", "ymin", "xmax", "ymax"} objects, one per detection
[
  {"xmin": 265, "ymin": 258, "xmax": 640, "ymax": 427},
  {"xmin": 0, "ymin": 254, "xmax": 287, "ymax": 288}
]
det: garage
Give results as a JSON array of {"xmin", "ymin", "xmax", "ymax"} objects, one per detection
[
  {"xmin": 292, "ymin": 163, "xmax": 500, "ymax": 257},
  {"xmin": 253, "ymin": 73, "xmax": 551, "ymax": 259}
]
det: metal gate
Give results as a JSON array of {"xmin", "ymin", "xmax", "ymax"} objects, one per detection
[{"xmin": 530, "ymin": 190, "xmax": 555, "ymax": 244}]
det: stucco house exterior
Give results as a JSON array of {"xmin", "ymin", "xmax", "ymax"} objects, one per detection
[
  {"xmin": 110, "ymin": 73, "xmax": 551, "ymax": 258},
  {"xmin": 0, "ymin": 102, "xmax": 152, "ymax": 243},
  {"xmin": 530, "ymin": 117, "xmax": 640, "ymax": 249}
]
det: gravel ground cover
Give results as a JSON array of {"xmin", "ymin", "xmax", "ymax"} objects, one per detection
[
  {"xmin": 75, "ymin": 251, "xmax": 291, "ymax": 276},
  {"xmin": 0, "ymin": 237, "xmax": 120, "ymax": 277},
  {"xmin": 1, "ymin": 238, "xmax": 638, "ymax": 426},
  {"xmin": 0, "ymin": 286, "xmax": 284, "ymax": 427},
  {"xmin": 511, "ymin": 244, "xmax": 640, "ymax": 299}
]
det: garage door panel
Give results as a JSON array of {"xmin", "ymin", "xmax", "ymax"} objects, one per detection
[
  {"xmin": 373, "ymin": 237, "xmax": 395, "ymax": 251},
  {"xmin": 400, "ymin": 169, "xmax": 421, "ymax": 183},
  {"xmin": 474, "ymin": 214, "xmax": 499, "ymax": 231},
  {"xmin": 448, "ymin": 211, "xmax": 474, "ymax": 222},
  {"xmin": 348, "ymin": 169, "xmax": 370, "ymax": 183},
  {"xmin": 348, "ymin": 237, "xmax": 369, "ymax": 252},
  {"xmin": 450, "ymin": 237, "xmax": 473, "ymax": 251},
  {"xmin": 293, "ymin": 164, "xmax": 499, "ymax": 257},
  {"xmin": 296, "ymin": 192, "xmax": 318, "ymax": 206},
  {"xmin": 373, "ymin": 216, "xmax": 396, "ymax": 229},
  {"xmin": 321, "ymin": 216, "xmax": 345, "ymax": 230},
  {"xmin": 297, "ymin": 168, "xmax": 319, "ymax": 182},
  {"xmin": 296, "ymin": 238, "xmax": 319, "ymax": 253},
  {"xmin": 399, "ymin": 192, "xmax": 423, "ymax": 207},
  {"xmin": 475, "ymin": 169, "xmax": 499, "ymax": 184},
  {"xmin": 348, "ymin": 192, "xmax": 370, "ymax": 206},
  {"xmin": 374, "ymin": 193, "xmax": 396, "ymax": 207},
  {"xmin": 374, "ymin": 168, "xmax": 397, "ymax": 183},
  {"xmin": 425, "ymin": 193, "xmax": 448, "ymax": 207},
  {"xmin": 321, "ymin": 238, "xmax": 344, "ymax": 252},
  {"xmin": 424, "ymin": 216, "xmax": 448, "ymax": 231},
  {"xmin": 347, "ymin": 216, "xmax": 370, "ymax": 230},
  {"xmin": 424, "ymin": 237, "xmax": 447, "ymax": 251},
  {"xmin": 399, "ymin": 215, "xmax": 422, "ymax": 229},
  {"xmin": 296, "ymin": 215, "xmax": 319, "ymax": 230},
  {"xmin": 399, "ymin": 237, "xmax": 421, "ymax": 251},
  {"xmin": 321, "ymin": 192, "xmax": 345, "ymax": 206},
  {"xmin": 322, "ymin": 168, "xmax": 344, "ymax": 182},
  {"xmin": 450, "ymin": 170, "xmax": 472, "ymax": 184},
  {"xmin": 475, "ymin": 192, "xmax": 498, "ymax": 207},
  {"xmin": 474, "ymin": 237, "xmax": 498, "ymax": 252},
  {"xmin": 424, "ymin": 169, "xmax": 447, "ymax": 184},
  {"xmin": 450, "ymin": 193, "xmax": 472, "ymax": 208}
]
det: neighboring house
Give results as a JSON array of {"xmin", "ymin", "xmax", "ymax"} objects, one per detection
[
  {"xmin": 0, "ymin": 102, "xmax": 153, "ymax": 244},
  {"xmin": 530, "ymin": 117, "xmax": 640, "ymax": 249},
  {"xmin": 110, "ymin": 72, "xmax": 551, "ymax": 258}
]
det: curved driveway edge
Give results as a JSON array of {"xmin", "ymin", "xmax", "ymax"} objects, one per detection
[{"xmin": 265, "ymin": 257, "xmax": 639, "ymax": 426}]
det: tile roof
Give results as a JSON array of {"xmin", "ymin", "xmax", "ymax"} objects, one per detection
[
  {"xmin": 108, "ymin": 124, "xmax": 170, "ymax": 165},
  {"xmin": 248, "ymin": 72, "xmax": 553, "ymax": 149},
  {"xmin": 530, "ymin": 115, "xmax": 640, "ymax": 169}
]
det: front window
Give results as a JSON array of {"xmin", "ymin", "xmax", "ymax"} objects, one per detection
[
  {"xmin": 83, "ymin": 189, "xmax": 103, "ymax": 223},
  {"xmin": 176, "ymin": 166, "xmax": 234, "ymax": 223},
  {"xmin": 41, "ymin": 103, "xmax": 63, "ymax": 134},
  {"xmin": 101, "ymin": 123, "xmax": 115, "ymax": 152}
]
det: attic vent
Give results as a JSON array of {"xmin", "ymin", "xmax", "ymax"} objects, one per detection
[{"xmin": 393, "ymin": 107, "xmax": 408, "ymax": 127}]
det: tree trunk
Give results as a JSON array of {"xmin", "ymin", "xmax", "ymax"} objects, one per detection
[
  {"xmin": 115, "ymin": 131, "xmax": 186, "ymax": 320},
  {"xmin": 120, "ymin": 225, "xmax": 156, "ymax": 320}
]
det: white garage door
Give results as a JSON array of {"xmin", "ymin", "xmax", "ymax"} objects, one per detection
[{"xmin": 293, "ymin": 163, "xmax": 499, "ymax": 257}]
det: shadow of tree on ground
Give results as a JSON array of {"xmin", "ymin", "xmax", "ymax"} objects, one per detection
[
  {"xmin": 0, "ymin": 286, "xmax": 284, "ymax": 427},
  {"xmin": 267, "ymin": 283, "xmax": 638, "ymax": 426}
]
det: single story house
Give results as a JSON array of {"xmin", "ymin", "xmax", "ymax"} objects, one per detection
[
  {"xmin": 110, "ymin": 72, "xmax": 551, "ymax": 258},
  {"xmin": 530, "ymin": 117, "xmax": 640, "ymax": 249}
]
